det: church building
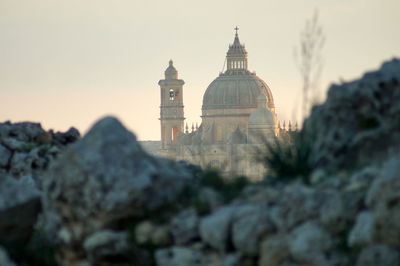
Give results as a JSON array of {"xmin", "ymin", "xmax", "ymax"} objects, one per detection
[{"xmin": 158, "ymin": 29, "xmax": 286, "ymax": 179}]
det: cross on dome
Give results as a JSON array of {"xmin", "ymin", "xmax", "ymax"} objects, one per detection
[{"xmin": 234, "ymin": 26, "xmax": 239, "ymax": 35}]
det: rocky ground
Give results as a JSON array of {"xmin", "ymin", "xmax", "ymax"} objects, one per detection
[{"xmin": 0, "ymin": 58, "xmax": 399, "ymax": 266}]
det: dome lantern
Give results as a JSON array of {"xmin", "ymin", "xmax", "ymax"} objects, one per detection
[{"xmin": 226, "ymin": 27, "xmax": 248, "ymax": 73}]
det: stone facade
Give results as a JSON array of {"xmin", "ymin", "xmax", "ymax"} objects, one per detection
[{"xmin": 159, "ymin": 31, "xmax": 290, "ymax": 179}]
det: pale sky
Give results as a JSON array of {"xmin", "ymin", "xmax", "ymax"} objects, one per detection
[{"xmin": 1, "ymin": 0, "xmax": 399, "ymax": 140}]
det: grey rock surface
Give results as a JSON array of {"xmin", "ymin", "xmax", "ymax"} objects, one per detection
[
  {"xmin": 0, "ymin": 175, "xmax": 41, "ymax": 246},
  {"xmin": 199, "ymin": 206, "xmax": 235, "ymax": 252},
  {"xmin": 0, "ymin": 144, "xmax": 11, "ymax": 167},
  {"xmin": 155, "ymin": 247, "xmax": 206, "ymax": 266},
  {"xmin": 84, "ymin": 230, "xmax": 129, "ymax": 263},
  {"xmin": 0, "ymin": 246, "xmax": 16, "ymax": 266},
  {"xmin": 366, "ymin": 157, "xmax": 400, "ymax": 248},
  {"xmin": 288, "ymin": 221, "xmax": 332, "ymax": 263},
  {"xmin": 259, "ymin": 234, "xmax": 289, "ymax": 266},
  {"xmin": 170, "ymin": 208, "xmax": 199, "ymax": 245},
  {"xmin": 41, "ymin": 116, "xmax": 193, "ymax": 265},
  {"xmin": 348, "ymin": 211, "xmax": 374, "ymax": 247},
  {"xmin": 356, "ymin": 244, "xmax": 399, "ymax": 266},
  {"xmin": 231, "ymin": 204, "xmax": 274, "ymax": 255},
  {"xmin": 305, "ymin": 58, "xmax": 400, "ymax": 172}
]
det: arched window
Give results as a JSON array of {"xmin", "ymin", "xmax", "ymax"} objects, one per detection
[
  {"xmin": 169, "ymin": 89, "xmax": 175, "ymax": 100},
  {"xmin": 171, "ymin": 126, "xmax": 179, "ymax": 141}
]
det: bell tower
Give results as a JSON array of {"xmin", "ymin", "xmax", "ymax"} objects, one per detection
[{"xmin": 158, "ymin": 60, "xmax": 185, "ymax": 150}]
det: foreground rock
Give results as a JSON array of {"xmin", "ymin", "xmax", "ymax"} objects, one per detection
[
  {"xmin": 0, "ymin": 175, "xmax": 41, "ymax": 248},
  {"xmin": 305, "ymin": 58, "xmax": 400, "ymax": 173},
  {"xmin": 0, "ymin": 121, "xmax": 79, "ymax": 184},
  {"xmin": 42, "ymin": 117, "xmax": 194, "ymax": 265},
  {"xmin": 0, "ymin": 121, "xmax": 79, "ymax": 261}
]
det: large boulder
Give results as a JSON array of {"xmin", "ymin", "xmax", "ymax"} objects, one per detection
[
  {"xmin": 288, "ymin": 221, "xmax": 332, "ymax": 264},
  {"xmin": 231, "ymin": 204, "xmax": 274, "ymax": 255},
  {"xmin": 199, "ymin": 206, "xmax": 235, "ymax": 252},
  {"xmin": 305, "ymin": 58, "xmax": 400, "ymax": 172},
  {"xmin": 41, "ymin": 116, "xmax": 194, "ymax": 265},
  {"xmin": 0, "ymin": 175, "xmax": 41, "ymax": 248}
]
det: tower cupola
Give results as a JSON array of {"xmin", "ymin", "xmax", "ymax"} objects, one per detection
[{"xmin": 165, "ymin": 60, "xmax": 178, "ymax": 80}]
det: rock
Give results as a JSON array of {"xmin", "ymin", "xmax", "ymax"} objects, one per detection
[
  {"xmin": 151, "ymin": 224, "xmax": 171, "ymax": 246},
  {"xmin": 269, "ymin": 183, "xmax": 318, "ymax": 231},
  {"xmin": 52, "ymin": 127, "xmax": 80, "ymax": 145},
  {"xmin": 41, "ymin": 116, "xmax": 193, "ymax": 264},
  {"xmin": 222, "ymin": 253, "xmax": 241, "ymax": 266},
  {"xmin": 304, "ymin": 58, "xmax": 400, "ymax": 172},
  {"xmin": 0, "ymin": 246, "xmax": 16, "ymax": 266},
  {"xmin": 0, "ymin": 144, "xmax": 11, "ymax": 168},
  {"xmin": 348, "ymin": 211, "xmax": 374, "ymax": 247},
  {"xmin": 288, "ymin": 221, "xmax": 332, "ymax": 263},
  {"xmin": 366, "ymin": 157, "xmax": 400, "ymax": 248},
  {"xmin": 135, "ymin": 221, "xmax": 155, "ymax": 245},
  {"xmin": 259, "ymin": 234, "xmax": 289, "ymax": 266},
  {"xmin": 356, "ymin": 244, "xmax": 399, "ymax": 266},
  {"xmin": 134, "ymin": 221, "xmax": 170, "ymax": 246},
  {"xmin": 199, "ymin": 206, "xmax": 235, "ymax": 252},
  {"xmin": 84, "ymin": 230, "xmax": 129, "ymax": 263},
  {"xmin": 197, "ymin": 187, "xmax": 223, "ymax": 213},
  {"xmin": 0, "ymin": 121, "xmax": 79, "ymax": 186},
  {"xmin": 318, "ymin": 189, "xmax": 347, "ymax": 233},
  {"xmin": 1, "ymin": 137, "xmax": 28, "ymax": 151},
  {"xmin": 341, "ymin": 166, "xmax": 378, "ymax": 220},
  {"xmin": 170, "ymin": 208, "xmax": 199, "ymax": 245},
  {"xmin": 10, "ymin": 152, "xmax": 34, "ymax": 176},
  {"xmin": 35, "ymin": 131, "xmax": 52, "ymax": 144},
  {"xmin": 155, "ymin": 246, "xmax": 206, "ymax": 266},
  {"xmin": 0, "ymin": 175, "xmax": 41, "ymax": 247},
  {"xmin": 231, "ymin": 204, "xmax": 274, "ymax": 255}
]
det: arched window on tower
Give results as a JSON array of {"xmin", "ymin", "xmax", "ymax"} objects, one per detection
[
  {"xmin": 169, "ymin": 89, "xmax": 175, "ymax": 100},
  {"xmin": 171, "ymin": 126, "xmax": 179, "ymax": 141}
]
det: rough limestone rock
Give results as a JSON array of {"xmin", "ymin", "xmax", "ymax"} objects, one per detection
[
  {"xmin": 0, "ymin": 144, "xmax": 11, "ymax": 167},
  {"xmin": 318, "ymin": 189, "xmax": 347, "ymax": 233},
  {"xmin": 170, "ymin": 208, "xmax": 199, "ymax": 245},
  {"xmin": 259, "ymin": 234, "xmax": 289, "ymax": 266},
  {"xmin": 348, "ymin": 211, "xmax": 374, "ymax": 247},
  {"xmin": 199, "ymin": 206, "xmax": 235, "ymax": 252},
  {"xmin": 231, "ymin": 204, "xmax": 274, "ymax": 255},
  {"xmin": 155, "ymin": 247, "xmax": 206, "ymax": 266},
  {"xmin": 365, "ymin": 157, "xmax": 400, "ymax": 248},
  {"xmin": 84, "ymin": 230, "xmax": 130, "ymax": 263},
  {"xmin": 135, "ymin": 221, "xmax": 156, "ymax": 245},
  {"xmin": 0, "ymin": 121, "xmax": 79, "ymax": 185},
  {"xmin": 0, "ymin": 175, "xmax": 41, "ymax": 247},
  {"xmin": 0, "ymin": 246, "xmax": 16, "ymax": 266},
  {"xmin": 42, "ymin": 116, "xmax": 193, "ymax": 265},
  {"xmin": 269, "ymin": 184, "xmax": 319, "ymax": 231},
  {"xmin": 356, "ymin": 244, "xmax": 399, "ymax": 266},
  {"xmin": 305, "ymin": 58, "xmax": 400, "ymax": 172},
  {"xmin": 288, "ymin": 221, "xmax": 332, "ymax": 263}
]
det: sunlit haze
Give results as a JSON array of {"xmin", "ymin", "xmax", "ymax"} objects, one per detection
[{"xmin": 1, "ymin": 0, "xmax": 399, "ymax": 140}]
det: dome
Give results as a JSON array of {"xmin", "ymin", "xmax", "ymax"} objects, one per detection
[
  {"xmin": 248, "ymin": 107, "xmax": 275, "ymax": 126},
  {"xmin": 202, "ymin": 73, "xmax": 274, "ymax": 110},
  {"xmin": 202, "ymin": 30, "xmax": 274, "ymax": 111}
]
